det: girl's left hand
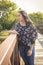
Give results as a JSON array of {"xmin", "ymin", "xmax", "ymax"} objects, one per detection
[
  {"xmin": 27, "ymin": 48, "xmax": 32, "ymax": 56},
  {"xmin": 27, "ymin": 43, "xmax": 35, "ymax": 56}
]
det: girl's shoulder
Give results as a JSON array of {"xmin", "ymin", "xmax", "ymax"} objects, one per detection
[
  {"xmin": 15, "ymin": 22, "xmax": 19, "ymax": 26},
  {"xmin": 28, "ymin": 22, "xmax": 36, "ymax": 30},
  {"xmin": 15, "ymin": 22, "xmax": 20, "ymax": 28}
]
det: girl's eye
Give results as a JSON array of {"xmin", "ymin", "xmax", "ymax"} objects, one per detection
[{"xmin": 18, "ymin": 15, "xmax": 20, "ymax": 17}]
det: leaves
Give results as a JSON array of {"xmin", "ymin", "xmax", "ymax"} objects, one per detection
[
  {"xmin": 0, "ymin": 0, "xmax": 18, "ymax": 30},
  {"xmin": 29, "ymin": 12, "xmax": 43, "ymax": 26}
]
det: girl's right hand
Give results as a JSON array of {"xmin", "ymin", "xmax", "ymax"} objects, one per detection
[{"xmin": 8, "ymin": 30, "xmax": 19, "ymax": 35}]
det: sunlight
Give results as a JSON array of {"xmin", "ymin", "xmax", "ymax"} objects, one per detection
[{"xmin": 10, "ymin": 0, "xmax": 43, "ymax": 13}]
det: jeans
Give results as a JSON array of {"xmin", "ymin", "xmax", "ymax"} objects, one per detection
[{"xmin": 18, "ymin": 45, "xmax": 35, "ymax": 65}]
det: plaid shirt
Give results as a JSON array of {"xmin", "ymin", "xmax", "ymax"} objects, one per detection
[{"xmin": 14, "ymin": 22, "xmax": 38, "ymax": 46}]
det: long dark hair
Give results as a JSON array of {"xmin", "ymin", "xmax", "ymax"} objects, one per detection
[{"xmin": 18, "ymin": 10, "xmax": 33, "ymax": 25}]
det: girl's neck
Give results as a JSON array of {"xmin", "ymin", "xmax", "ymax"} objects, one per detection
[{"xmin": 20, "ymin": 21, "xmax": 26, "ymax": 26}]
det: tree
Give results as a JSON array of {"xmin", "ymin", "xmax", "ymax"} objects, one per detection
[
  {"xmin": 28, "ymin": 12, "xmax": 43, "ymax": 34},
  {"xmin": 0, "ymin": 0, "xmax": 18, "ymax": 30},
  {"xmin": 29, "ymin": 12, "xmax": 43, "ymax": 26},
  {"xmin": 0, "ymin": 24, "xmax": 3, "ymax": 32}
]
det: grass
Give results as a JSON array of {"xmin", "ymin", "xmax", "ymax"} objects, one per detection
[
  {"xmin": 0, "ymin": 31, "xmax": 9, "ymax": 36},
  {"xmin": 0, "ymin": 30, "xmax": 9, "ymax": 44},
  {"xmin": 0, "ymin": 38, "xmax": 5, "ymax": 44}
]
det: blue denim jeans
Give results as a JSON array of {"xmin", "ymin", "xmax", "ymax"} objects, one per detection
[{"xmin": 18, "ymin": 45, "xmax": 35, "ymax": 65}]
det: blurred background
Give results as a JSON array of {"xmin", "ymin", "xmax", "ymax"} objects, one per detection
[{"xmin": 0, "ymin": 0, "xmax": 43, "ymax": 65}]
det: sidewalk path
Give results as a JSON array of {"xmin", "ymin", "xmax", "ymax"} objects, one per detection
[{"xmin": 35, "ymin": 33, "xmax": 43, "ymax": 65}]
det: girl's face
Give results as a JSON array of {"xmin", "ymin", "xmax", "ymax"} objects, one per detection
[{"xmin": 18, "ymin": 13, "xmax": 24, "ymax": 22}]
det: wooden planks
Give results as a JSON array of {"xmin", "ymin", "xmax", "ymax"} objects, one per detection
[{"xmin": 0, "ymin": 34, "xmax": 18, "ymax": 65}]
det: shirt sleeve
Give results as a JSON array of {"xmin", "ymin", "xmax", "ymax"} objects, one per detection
[
  {"xmin": 30, "ymin": 24, "xmax": 38, "ymax": 44},
  {"xmin": 11, "ymin": 22, "xmax": 19, "ymax": 36},
  {"xmin": 14, "ymin": 23, "xmax": 19, "ymax": 31}
]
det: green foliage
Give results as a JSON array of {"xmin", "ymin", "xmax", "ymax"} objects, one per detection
[
  {"xmin": 0, "ymin": 24, "xmax": 3, "ymax": 32},
  {"xmin": 0, "ymin": 38, "xmax": 5, "ymax": 43},
  {"xmin": 0, "ymin": 0, "xmax": 18, "ymax": 30},
  {"xmin": 0, "ymin": 0, "xmax": 17, "ymax": 10},
  {"xmin": 0, "ymin": 31, "xmax": 9, "ymax": 36},
  {"xmin": 29, "ymin": 12, "xmax": 43, "ymax": 26}
]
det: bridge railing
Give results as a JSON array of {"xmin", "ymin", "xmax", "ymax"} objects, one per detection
[{"xmin": 0, "ymin": 33, "xmax": 20, "ymax": 65}]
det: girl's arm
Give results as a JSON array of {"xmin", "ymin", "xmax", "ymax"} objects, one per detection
[{"xmin": 8, "ymin": 30, "xmax": 19, "ymax": 35}]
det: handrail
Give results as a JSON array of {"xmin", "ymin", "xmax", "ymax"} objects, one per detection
[{"xmin": 0, "ymin": 34, "xmax": 18, "ymax": 65}]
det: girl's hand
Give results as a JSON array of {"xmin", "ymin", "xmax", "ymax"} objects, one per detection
[
  {"xmin": 8, "ymin": 30, "xmax": 19, "ymax": 35},
  {"xmin": 27, "ymin": 48, "xmax": 32, "ymax": 56},
  {"xmin": 27, "ymin": 44, "xmax": 35, "ymax": 56}
]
